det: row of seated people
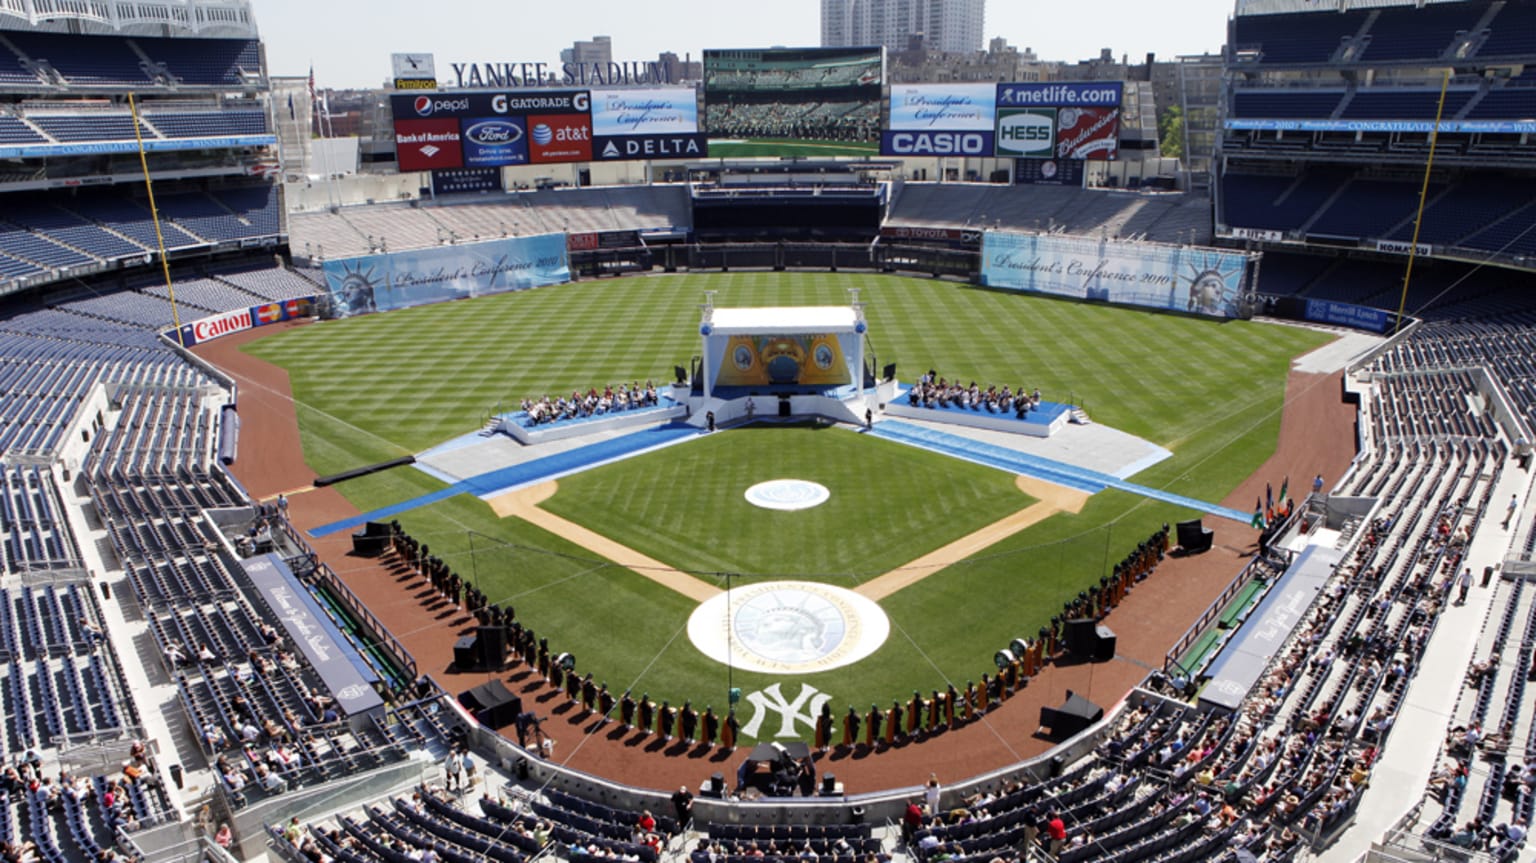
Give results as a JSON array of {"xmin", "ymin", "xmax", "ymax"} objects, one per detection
[
  {"xmin": 907, "ymin": 374, "xmax": 1043, "ymax": 417},
  {"xmin": 689, "ymin": 837, "xmax": 883, "ymax": 863},
  {"xmin": 520, "ymin": 382, "xmax": 661, "ymax": 426},
  {"xmin": 1, "ymin": 741, "xmax": 161, "ymax": 836}
]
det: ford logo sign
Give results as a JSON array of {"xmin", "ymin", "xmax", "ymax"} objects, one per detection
[{"xmin": 465, "ymin": 120, "xmax": 522, "ymax": 145}]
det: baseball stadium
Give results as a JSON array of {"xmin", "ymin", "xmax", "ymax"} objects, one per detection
[{"xmin": 0, "ymin": 2, "xmax": 1534, "ymax": 863}]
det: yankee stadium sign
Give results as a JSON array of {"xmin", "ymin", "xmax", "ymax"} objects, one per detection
[{"xmin": 450, "ymin": 59, "xmax": 681, "ymax": 89}]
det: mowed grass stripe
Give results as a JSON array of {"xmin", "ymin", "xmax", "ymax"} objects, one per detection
[{"xmin": 247, "ymin": 273, "xmax": 1332, "ymax": 733}]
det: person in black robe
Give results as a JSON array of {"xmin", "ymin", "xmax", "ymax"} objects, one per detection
[
  {"xmin": 658, "ymin": 701, "xmax": 676, "ymax": 740},
  {"xmin": 680, "ymin": 701, "xmax": 698, "ymax": 743},
  {"xmin": 620, "ymin": 690, "xmax": 636, "ymax": 728},
  {"xmin": 700, "ymin": 706, "xmax": 718, "ymax": 747},
  {"xmin": 638, "ymin": 694, "xmax": 655, "ymax": 734},
  {"xmin": 597, "ymin": 683, "xmax": 614, "ymax": 722},
  {"xmin": 864, "ymin": 704, "xmax": 881, "ymax": 749},
  {"xmin": 581, "ymin": 674, "xmax": 597, "ymax": 714},
  {"xmin": 842, "ymin": 706, "xmax": 861, "ymax": 748},
  {"xmin": 722, "ymin": 710, "xmax": 740, "ymax": 751},
  {"xmin": 813, "ymin": 704, "xmax": 832, "ymax": 751}
]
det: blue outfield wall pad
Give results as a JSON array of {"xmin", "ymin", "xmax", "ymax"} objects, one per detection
[
  {"xmin": 308, "ymin": 423, "xmax": 701, "ymax": 539},
  {"xmin": 868, "ymin": 421, "xmax": 1252, "ymax": 524}
]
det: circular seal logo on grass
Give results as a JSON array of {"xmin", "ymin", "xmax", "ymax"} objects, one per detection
[
  {"xmin": 688, "ymin": 581, "xmax": 890, "ymax": 674},
  {"xmin": 745, "ymin": 479, "xmax": 830, "ymax": 511}
]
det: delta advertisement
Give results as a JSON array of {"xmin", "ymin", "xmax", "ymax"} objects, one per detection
[
  {"xmin": 321, "ymin": 234, "xmax": 570, "ymax": 318},
  {"xmin": 589, "ymin": 87, "xmax": 707, "ymax": 161},
  {"xmin": 980, "ymin": 232, "xmax": 1251, "ymax": 318},
  {"xmin": 881, "ymin": 83, "xmax": 997, "ymax": 157},
  {"xmin": 711, "ymin": 333, "xmax": 855, "ymax": 388},
  {"xmin": 391, "ymin": 88, "xmax": 704, "ymax": 172},
  {"xmin": 879, "ymin": 80, "xmax": 1123, "ymax": 160}
]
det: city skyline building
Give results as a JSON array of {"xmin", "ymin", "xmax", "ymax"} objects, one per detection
[{"xmin": 821, "ymin": 0, "xmax": 985, "ymax": 54}]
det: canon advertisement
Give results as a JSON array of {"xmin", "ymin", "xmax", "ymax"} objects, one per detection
[
  {"xmin": 879, "ymin": 80, "xmax": 1124, "ymax": 161},
  {"xmin": 390, "ymin": 87, "xmax": 704, "ymax": 171}
]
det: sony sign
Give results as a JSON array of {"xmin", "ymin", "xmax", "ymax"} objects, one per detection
[{"xmin": 880, "ymin": 130, "xmax": 993, "ymax": 156}]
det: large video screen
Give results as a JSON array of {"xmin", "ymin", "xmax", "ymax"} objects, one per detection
[
  {"xmin": 703, "ymin": 47, "xmax": 883, "ymax": 158},
  {"xmin": 390, "ymin": 88, "xmax": 706, "ymax": 172},
  {"xmin": 709, "ymin": 333, "xmax": 856, "ymax": 387}
]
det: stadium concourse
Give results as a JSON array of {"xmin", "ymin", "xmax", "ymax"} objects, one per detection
[{"xmin": 193, "ymin": 326, "xmax": 1358, "ymax": 794}]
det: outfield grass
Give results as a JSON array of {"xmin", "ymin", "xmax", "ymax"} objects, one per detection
[
  {"xmin": 246, "ymin": 272, "xmax": 1332, "ymax": 736},
  {"xmin": 706, "ymin": 138, "xmax": 880, "ymax": 158},
  {"xmin": 542, "ymin": 422, "xmax": 1031, "ymax": 580}
]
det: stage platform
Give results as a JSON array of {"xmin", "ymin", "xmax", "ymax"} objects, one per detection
[
  {"xmin": 884, "ymin": 385, "xmax": 1071, "ymax": 438},
  {"xmin": 495, "ymin": 399, "xmax": 689, "ymax": 445}
]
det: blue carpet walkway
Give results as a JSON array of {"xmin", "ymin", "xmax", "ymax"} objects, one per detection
[
  {"xmin": 869, "ymin": 421, "xmax": 1252, "ymax": 524},
  {"xmin": 308, "ymin": 423, "xmax": 701, "ymax": 538}
]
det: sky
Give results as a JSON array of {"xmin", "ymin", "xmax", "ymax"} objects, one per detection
[{"xmin": 254, "ymin": 0, "xmax": 1237, "ymax": 90}]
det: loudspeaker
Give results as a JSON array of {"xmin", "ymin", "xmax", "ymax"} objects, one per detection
[
  {"xmin": 1176, "ymin": 519, "xmax": 1214, "ymax": 554},
  {"xmin": 476, "ymin": 625, "xmax": 507, "ymax": 669},
  {"xmin": 704, "ymin": 772, "xmax": 725, "ymax": 798},
  {"xmin": 453, "ymin": 635, "xmax": 478, "ymax": 671},
  {"xmin": 1091, "ymin": 625, "xmax": 1117, "ymax": 662},
  {"xmin": 821, "ymin": 773, "xmax": 836, "ymax": 794},
  {"xmin": 1064, "ymin": 618, "xmax": 1097, "ymax": 655}
]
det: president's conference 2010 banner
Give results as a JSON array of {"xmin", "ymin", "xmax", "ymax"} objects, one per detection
[
  {"xmin": 980, "ymin": 232, "xmax": 1251, "ymax": 318},
  {"xmin": 321, "ymin": 234, "xmax": 570, "ymax": 318}
]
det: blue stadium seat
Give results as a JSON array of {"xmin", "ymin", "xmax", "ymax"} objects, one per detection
[
  {"xmin": 30, "ymin": 115, "xmax": 151, "ymax": 143},
  {"xmin": 1340, "ymin": 89, "xmax": 1476, "ymax": 120},
  {"xmin": 6, "ymin": 31, "xmax": 151, "ymax": 87},
  {"xmin": 1231, "ymin": 9, "xmax": 1369, "ymax": 64},
  {"xmin": 0, "ymin": 117, "xmax": 45, "ymax": 144},
  {"xmin": 1232, "ymin": 90, "xmax": 1345, "ymax": 119},
  {"xmin": 145, "ymin": 110, "xmax": 267, "ymax": 139},
  {"xmin": 134, "ymin": 37, "xmax": 262, "ymax": 87}
]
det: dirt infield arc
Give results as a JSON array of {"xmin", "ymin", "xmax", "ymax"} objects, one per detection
[{"xmin": 195, "ymin": 322, "xmax": 1356, "ymax": 793}]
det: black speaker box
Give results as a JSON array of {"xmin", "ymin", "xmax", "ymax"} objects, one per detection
[
  {"xmin": 453, "ymin": 635, "xmax": 478, "ymax": 671},
  {"xmin": 476, "ymin": 625, "xmax": 507, "ymax": 669},
  {"xmin": 1064, "ymin": 618, "xmax": 1097, "ymax": 655},
  {"xmin": 1091, "ymin": 625, "xmax": 1117, "ymax": 662}
]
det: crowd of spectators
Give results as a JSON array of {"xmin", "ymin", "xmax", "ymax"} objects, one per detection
[
  {"xmin": 520, "ymin": 382, "xmax": 660, "ymax": 427},
  {"xmin": 907, "ymin": 372, "xmax": 1044, "ymax": 418},
  {"xmin": 704, "ymin": 101, "xmax": 879, "ymax": 142}
]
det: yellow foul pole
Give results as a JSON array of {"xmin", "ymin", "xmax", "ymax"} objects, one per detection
[
  {"xmin": 128, "ymin": 92, "xmax": 186, "ymax": 348},
  {"xmin": 1394, "ymin": 67, "xmax": 1452, "ymax": 334}
]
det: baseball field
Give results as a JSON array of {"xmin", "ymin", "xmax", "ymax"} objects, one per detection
[{"xmin": 244, "ymin": 271, "xmax": 1330, "ymax": 738}]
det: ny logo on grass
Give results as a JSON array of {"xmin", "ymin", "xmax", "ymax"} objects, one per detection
[{"xmin": 742, "ymin": 683, "xmax": 831, "ymax": 739}]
